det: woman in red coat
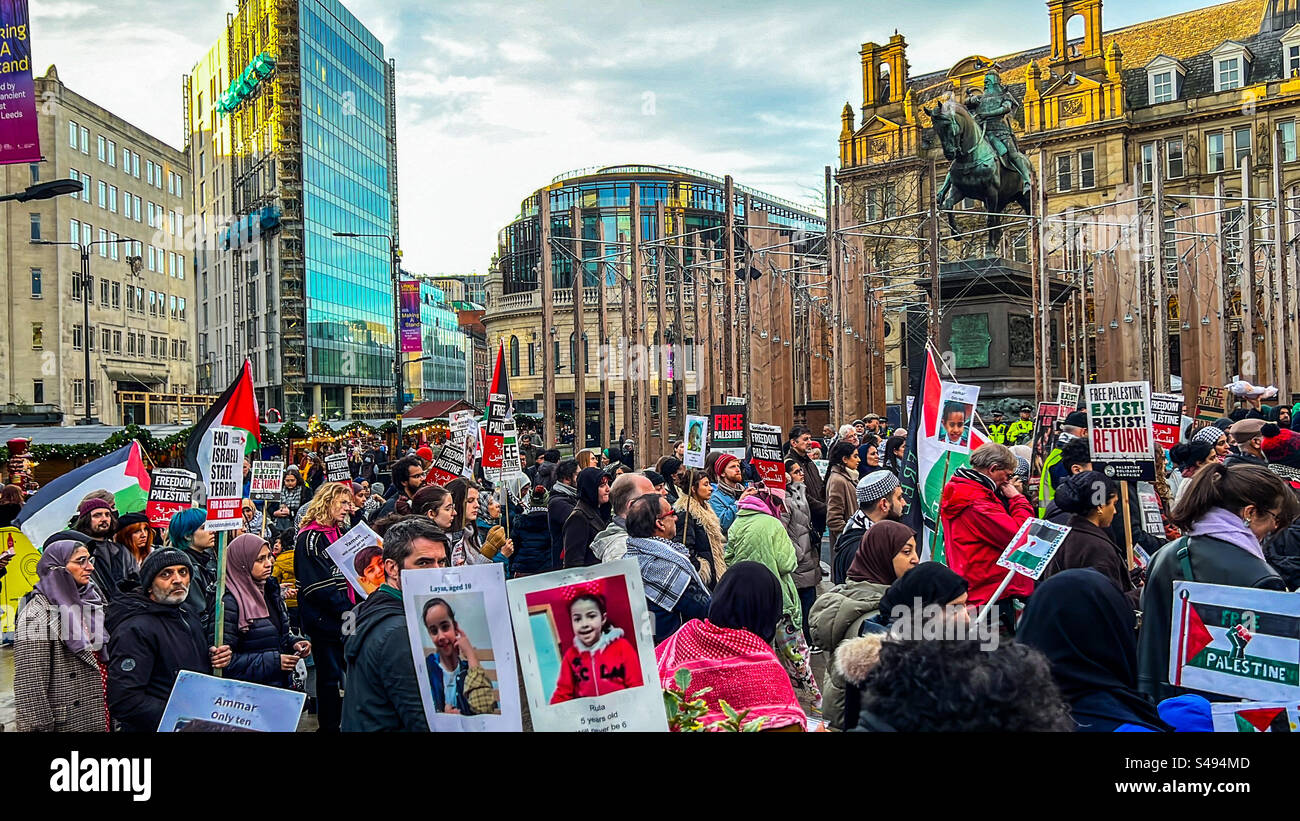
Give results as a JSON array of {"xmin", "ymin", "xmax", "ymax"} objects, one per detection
[{"xmin": 939, "ymin": 444, "xmax": 1034, "ymax": 625}]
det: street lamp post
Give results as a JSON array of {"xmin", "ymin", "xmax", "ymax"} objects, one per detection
[
  {"xmin": 333, "ymin": 231, "xmax": 403, "ymax": 446},
  {"xmin": 32, "ymin": 229, "xmax": 136, "ymax": 425}
]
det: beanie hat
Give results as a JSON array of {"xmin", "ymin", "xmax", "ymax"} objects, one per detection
[
  {"xmin": 115, "ymin": 512, "xmax": 150, "ymax": 535},
  {"xmin": 416, "ymin": 446, "xmax": 435, "ymax": 462},
  {"xmin": 1062, "ymin": 411, "xmax": 1088, "ymax": 429},
  {"xmin": 712, "ymin": 453, "xmax": 738, "ymax": 478},
  {"xmin": 856, "ymin": 470, "xmax": 899, "ymax": 505},
  {"xmin": 643, "ymin": 470, "xmax": 666, "ymax": 487},
  {"xmin": 660, "ymin": 457, "xmax": 683, "ymax": 478},
  {"xmin": 1015, "ymin": 457, "xmax": 1030, "ymax": 480},
  {"xmin": 138, "ymin": 548, "xmax": 194, "ymax": 592},
  {"xmin": 1054, "ymin": 470, "xmax": 1117, "ymax": 515},
  {"xmin": 77, "ymin": 498, "xmax": 113, "ymax": 517},
  {"xmin": 43, "ymin": 529, "xmax": 91, "ymax": 550}
]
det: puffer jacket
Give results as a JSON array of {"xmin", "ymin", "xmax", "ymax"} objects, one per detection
[
  {"xmin": 675, "ymin": 494, "xmax": 727, "ymax": 589},
  {"xmin": 724, "ymin": 497, "xmax": 801, "ymax": 629},
  {"xmin": 216, "ymin": 577, "xmax": 300, "ymax": 688},
  {"xmin": 272, "ymin": 548, "xmax": 298, "ymax": 610},
  {"xmin": 591, "ymin": 517, "xmax": 630, "ymax": 563},
  {"xmin": 105, "ymin": 588, "xmax": 211, "ymax": 733},
  {"xmin": 787, "ymin": 448, "xmax": 826, "ymax": 535},
  {"xmin": 781, "ymin": 481, "xmax": 820, "ymax": 589},
  {"xmin": 938, "ymin": 471, "xmax": 1034, "ymax": 607},
  {"xmin": 809, "ymin": 580, "xmax": 889, "ymax": 731},
  {"xmin": 341, "ymin": 587, "xmax": 429, "ymax": 732},
  {"xmin": 509, "ymin": 507, "xmax": 555, "ymax": 575},
  {"xmin": 825, "ymin": 465, "xmax": 860, "ymax": 549}
]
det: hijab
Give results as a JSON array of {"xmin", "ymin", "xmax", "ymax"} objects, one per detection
[
  {"xmin": 226, "ymin": 533, "xmax": 272, "ymax": 630},
  {"xmin": 34, "ymin": 540, "xmax": 105, "ymax": 654},
  {"xmin": 878, "ymin": 562, "xmax": 968, "ymax": 626},
  {"xmin": 847, "ymin": 520, "xmax": 914, "ymax": 584},
  {"xmin": 708, "ymin": 561, "xmax": 782, "ymax": 644},
  {"xmin": 1017, "ymin": 569, "xmax": 1169, "ymax": 733}
]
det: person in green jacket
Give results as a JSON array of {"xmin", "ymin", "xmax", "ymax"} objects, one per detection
[
  {"xmin": 1006, "ymin": 406, "xmax": 1035, "ymax": 445},
  {"xmin": 724, "ymin": 487, "xmax": 822, "ymax": 710},
  {"xmin": 987, "ymin": 410, "xmax": 1008, "ymax": 445}
]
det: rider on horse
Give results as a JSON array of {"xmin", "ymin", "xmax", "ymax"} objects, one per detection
[{"xmin": 964, "ymin": 72, "xmax": 1033, "ymax": 198}]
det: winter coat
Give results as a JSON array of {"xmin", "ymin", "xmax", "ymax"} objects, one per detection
[
  {"xmin": 549, "ymin": 627, "xmax": 644, "ymax": 703},
  {"xmin": 787, "ymin": 448, "xmax": 827, "ymax": 535},
  {"xmin": 1267, "ymin": 521, "xmax": 1300, "ymax": 591},
  {"xmin": 675, "ymin": 494, "xmax": 727, "ymax": 588},
  {"xmin": 591, "ymin": 517, "xmax": 630, "ymax": 563},
  {"xmin": 181, "ymin": 547, "xmax": 218, "ymax": 635},
  {"xmin": 781, "ymin": 481, "xmax": 820, "ymax": 589},
  {"xmin": 341, "ymin": 588, "xmax": 430, "ymax": 732},
  {"xmin": 269, "ymin": 485, "xmax": 306, "ymax": 535},
  {"xmin": 562, "ymin": 471, "xmax": 609, "ymax": 568},
  {"xmin": 548, "ymin": 482, "xmax": 579, "ymax": 568},
  {"xmin": 1138, "ymin": 534, "xmax": 1285, "ymax": 704},
  {"xmin": 535, "ymin": 461, "xmax": 559, "ymax": 491},
  {"xmin": 724, "ymin": 499, "xmax": 802, "ymax": 629},
  {"xmin": 87, "ymin": 536, "xmax": 137, "ymax": 605},
  {"xmin": 938, "ymin": 473, "xmax": 1035, "ymax": 607},
  {"xmin": 509, "ymin": 507, "xmax": 555, "ymax": 575},
  {"xmin": 216, "ymin": 577, "xmax": 299, "ymax": 688},
  {"xmin": 273, "ymin": 548, "xmax": 298, "ymax": 609},
  {"xmin": 1041, "ymin": 515, "xmax": 1140, "ymax": 608},
  {"xmin": 824, "ymin": 465, "xmax": 860, "ymax": 548},
  {"xmin": 294, "ymin": 522, "xmax": 352, "ymax": 639},
  {"xmin": 808, "ymin": 580, "xmax": 889, "ymax": 730},
  {"xmin": 709, "ymin": 483, "xmax": 743, "ymax": 534},
  {"xmin": 105, "ymin": 588, "xmax": 211, "ymax": 732},
  {"xmin": 13, "ymin": 591, "xmax": 107, "ymax": 732}
]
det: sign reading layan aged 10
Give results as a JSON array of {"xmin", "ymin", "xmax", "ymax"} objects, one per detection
[
  {"xmin": 146, "ymin": 468, "xmax": 197, "ymax": 529},
  {"xmin": 748, "ymin": 424, "xmax": 786, "ymax": 489},
  {"xmin": 710, "ymin": 404, "xmax": 747, "ymax": 458},
  {"xmin": 204, "ymin": 426, "xmax": 247, "ymax": 531},
  {"xmin": 0, "ymin": 2, "xmax": 40, "ymax": 166},
  {"xmin": 248, "ymin": 461, "xmax": 284, "ymax": 502},
  {"xmin": 1150, "ymin": 393, "xmax": 1183, "ymax": 449},
  {"xmin": 1085, "ymin": 381, "xmax": 1156, "ymax": 481}
]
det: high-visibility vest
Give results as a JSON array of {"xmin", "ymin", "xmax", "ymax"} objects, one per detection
[
  {"xmin": 1039, "ymin": 447, "xmax": 1064, "ymax": 517},
  {"xmin": 1007, "ymin": 419, "xmax": 1035, "ymax": 444},
  {"xmin": 987, "ymin": 422, "xmax": 1008, "ymax": 444}
]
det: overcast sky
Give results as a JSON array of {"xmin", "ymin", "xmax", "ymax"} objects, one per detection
[{"xmin": 33, "ymin": 0, "xmax": 1203, "ymax": 274}]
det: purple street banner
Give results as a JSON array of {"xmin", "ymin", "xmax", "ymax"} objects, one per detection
[
  {"xmin": 399, "ymin": 279, "xmax": 422, "ymax": 353},
  {"xmin": 0, "ymin": 2, "xmax": 40, "ymax": 166}
]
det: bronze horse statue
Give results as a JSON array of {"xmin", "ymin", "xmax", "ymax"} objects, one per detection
[{"xmin": 924, "ymin": 99, "xmax": 1031, "ymax": 250}]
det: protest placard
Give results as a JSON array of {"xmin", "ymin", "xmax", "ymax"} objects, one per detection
[
  {"xmin": 710, "ymin": 404, "xmax": 747, "ymax": 458},
  {"xmin": 507, "ymin": 560, "xmax": 667, "ymax": 732},
  {"xmin": 1196, "ymin": 385, "xmax": 1228, "ymax": 423},
  {"xmin": 427, "ymin": 440, "xmax": 467, "ymax": 486},
  {"xmin": 936, "ymin": 381, "xmax": 980, "ymax": 454},
  {"xmin": 450, "ymin": 409, "xmax": 474, "ymax": 442},
  {"xmin": 158, "ymin": 671, "xmax": 306, "ymax": 732},
  {"xmin": 402, "ymin": 563, "xmax": 521, "ymax": 732},
  {"xmin": 325, "ymin": 521, "xmax": 382, "ymax": 599},
  {"xmin": 500, "ymin": 420, "xmax": 523, "ymax": 480},
  {"xmin": 1151, "ymin": 393, "xmax": 1184, "ymax": 449},
  {"xmin": 1169, "ymin": 580, "xmax": 1300, "ymax": 702},
  {"xmin": 483, "ymin": 393, "xmax": 508, "ymax": 472},
  {"xmin": 749, "ymin": 423, "xmax": 786, "ymax": 488},
  {"xmin": 1029, "ymin": 403, "xmax": 1065, "ymax": 476},
  {"xmin": 1085, "ymin": 381, "xmax": 1156, "ymax": 481},
  {"xmin": 1057, "ymin": 381, "xmax": 1082, "ymax": 410},
  {"xmin": 147, "ymin": 468, "xmax": 196, "ymax": 529},
  {"xmin": 324, "ymin": 452, "xmax": 351, "ymax": 483},
  {"xmin": 683, "ymin": 415, "xmax": 708, "ymax": 469},
  {"xmin": 1137, "ymin": 485, "xmax": 1165, "ymax": 536},
  {"xmin": 995, "ymin": 518, "xmax": 1071, "ymax": 580},
  {"xmin": 204, "ymin": 426, "xmax": 246, "ymax": 532},
  {"xmin": 725, "ymin": 395, "xmax": 746, "ymax": 406},
  {"xmin": 248, "ymin": 460, "xmax": 284, "ymax": 502},
  {"xmin": 1210, "ymin": 701, "xmax": 1300, "ymax": 732},
  {"xmin": 905, "ymin": 395, "xmax": 915, "ymax": 425}
]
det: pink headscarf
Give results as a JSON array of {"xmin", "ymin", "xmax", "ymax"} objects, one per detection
[{"xmin": 226, "ymin": 534, "xmax": 271, "ymax": 630}]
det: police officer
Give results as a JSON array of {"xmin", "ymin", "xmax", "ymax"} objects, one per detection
[
  {"xmin": 1007, "ymin": 406, "xmax": 1035, "ymax": 445},
  {"xmin": 987, "ymin": 410, "xmax": 1009, "ymax": 444}
]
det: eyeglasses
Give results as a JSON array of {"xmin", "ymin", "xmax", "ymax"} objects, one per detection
[
  {"xmin": 69, "ymin": 556, "xmax": 94, "ymax": 567},
  {"xmin": 657, "ymin": 510, "xmax": 677, "ymax": 521}
]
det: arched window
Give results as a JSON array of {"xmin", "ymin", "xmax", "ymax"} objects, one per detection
[{"xmin": 509, "ymin": 335, "xmax": 520, "ymax": 377}]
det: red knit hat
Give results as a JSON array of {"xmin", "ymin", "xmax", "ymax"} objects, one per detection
[{"xmin": 712, "ymin": 453, "xmax": 738, "ymax": 478}]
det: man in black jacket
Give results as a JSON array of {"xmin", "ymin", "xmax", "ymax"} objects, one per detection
[
  {"xmin": 342, "ymin": 517, "xmax": 450, "ymax": 732},
  {"xmin": 105, "ymin": 549, "xmax": 231, "ymax": 732},
  {"xmin": 377, "ymin": 457, "xmax": 426, "ymax": 518},
  {"xmin": 562, "ymin": 467, "xmax": 611, "ymax": 567},
  {"xmin": 75, "ymin": 498, "xmax": 135, "ymax": 603},
  {"xmin": 548, "ymin": 459, "xmax": 580, "ymax": 566}
]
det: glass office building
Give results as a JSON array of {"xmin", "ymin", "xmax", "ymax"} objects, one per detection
[{"xmin": 417, "ymin": 280, "xmax": 470, "ymax": 402}]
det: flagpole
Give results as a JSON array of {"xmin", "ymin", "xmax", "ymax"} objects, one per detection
[{"xmin": 212, "ymin": 529, "xmax": 229, "ymax": 677}]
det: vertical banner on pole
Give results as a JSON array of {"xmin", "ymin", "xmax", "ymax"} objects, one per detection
[
  {"xmin": 399, "ymin": 280, "xmax": 422, "ymax": 353},
  {"xmin": 0, "ymin": 2, "xmax": 41, "ymax": 166}
]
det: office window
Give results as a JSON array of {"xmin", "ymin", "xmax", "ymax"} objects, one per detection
[
  {"xmin": 72, "ymin": 269, "xmax": 83, "ymax": 301},
  {"xmin": 179, "ymin": 297, "xmax": 186, "ymax": 321},
  {"xmin": 149, "ymin": 290, "xmax": 156, "ymax": 316},
  {"xmin": 123, "ymin": 146, "xmax": 130, "ymax": 168},
  {"xmin": 97, "ymin": 180, "xmax": 106, "ymax": 206},
  {"xmin": 1078, "ymin": 150, "xmax": 1095, "ymax": 189},
  {"xmin": 148, "ymin": 245, "xmax": 155, "ymax": 271},
  {"xmin": 127, "ymin": 333, "xmax": 135, "ymax": 355},
  {"xmin": 70, "ymin": 219, "xmax": 78, "ymax": 244},
  {"xmin": 150, "ymin": 337, "xmax": 158, "ymax": 358},
  {"xmin": 111, "ymin": 281, "xmax": 120, "ymax": 309},
  {"xmin": 29, "ymin": 162, "xmax": 37, "ymax": 184},
  {"xmin": 79, "ymin": 126, "xmax": 88, "ymax": 154},
  {"xmin": 170, "ymin": 295, "xmax": 177, "ymax": 319},
  {"xmin": 113, "ymin": 330, "xmax": 121, "ymax": 354},
  {"xmin": 107, "ymin": 140, "xmax": 116, "ymax": 166},
  {"xmin": 528, "ymin": 343, "xmax": 536, "ymax": 375},
  {"xmin": 101, "ymin": 328, "xmax": 111, "ymax": 352},
  {"xmin": 180, "ymin": 340, "xmax": 187, "ymax": 360},
  {"xmin": 174, "ymin": 174, "xmax": 182, "ymax": 198},
  {"xmin": 69, "ymin": 120, "xmax": 78, "ymax": 147},
  {"xmin": 1281, "ymin": 120, "xmax": 1297, "ymax": 163},
  {"xmin": 1218, "ymin": 58, "xmax": 1241, "ymax": 91},
  {"xmin": 1166, "ymin": 137, "xmax": 1185, "ymax": 179},
  {"xmin": 1151, "ymin": 71, "xmax": 1174, "ymax": 103},
  {"xmin": 30, "ymin": 268, "xmax": 41, "ymax": 298},
  {"xmin": 126, "ymin": 285, "xmax": 135, "ymax": 312},
  {"xmin": 146, "ymin": 160, "xmax": 153, "ymax": 185},
  {"xmin": 199, "ymin": 151, "xmax": 205, "ymax": 176},
  {"xmin": 97, "ymin": 135, "xmax": 105, "ymax": 162},
  {"xmin": 98, "ymin": 228, "xmax": 108, "ymax": 256},
  {"xmin": 80, "ymin": 174, "xmax": 90, "ymax": 202},
  {"xmin": 29, "ymin": 213, "xmax": 40, "ymax": 240},
  {"xmin": 132, "ymin": 152, "xmax": 139, "ymax": 177},
  {"xmin": 1056, "ymin": 155, "xmax": 1072, "ymax": 192},
  {"xmin": 1234, "ymin": 126, "xmax": 1252, "ymax": 169},
  {"xmin": 100, "ymin": 278, "xmax": 109, "ymax": 305},
  {"xmin": 1207, "ymin": 132, "xmax": 1225, "ymax": 173},
  {"xmin": 73, "ymin": 324, "xmax": 83, "ymax": 350},
  {"xmin": 171, "ymin": 339, "xmax": 179, "ymax": 359},
  {"xmin": 1141, "ymin": 143, "xmax": 1155, "ymax": 183},
  {"xmin": 73, "ymin": 380, "xmax": 83, "ymax": 407},
  {"xmin": 108, "ymin": 185, "xmax": 118, "ymax": 213},
  {"xmin": 147, "ymin": 202, "xmax": 155, "ymax": 227},
  {"xmin": 110, "ymin": 233, "xmax": 118, "ymax": 261},
  {"xmin": 32, "ymin": 322, "xmax": 42, "ymax": 349},
  {"xmin": 32, "ymin": 380, "xmax": 43, "ymax": 405}
]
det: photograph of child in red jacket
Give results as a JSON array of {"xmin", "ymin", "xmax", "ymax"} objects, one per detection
[{"xmin": 549, "ymin": 591, "xmax": 644, "ymax": 703}]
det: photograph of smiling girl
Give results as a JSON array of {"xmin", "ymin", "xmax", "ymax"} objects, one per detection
[{"xmin": 401, "ymin": 563, "xmax": 522, "ymax": 731}]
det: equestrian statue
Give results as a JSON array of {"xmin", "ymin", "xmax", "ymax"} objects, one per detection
[{"xmin": 924, "ymin": 71, "xmax": 1033, "ymax": 250}]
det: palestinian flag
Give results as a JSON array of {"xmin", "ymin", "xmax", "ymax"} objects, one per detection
[
  {"xmin": 17, "ymin": 441, "xmax": 151, "ymax": 547},
  {"xmin": 1233, "ymin": 707, "xmax": 1291, "ymax": 732},
  {"xmin": 898, "ymin": 348, "xmax": 986, "ymax": 563},
  {"xmin": 185, "ymin": 360, "xmax": 260, "ymax": 483}
]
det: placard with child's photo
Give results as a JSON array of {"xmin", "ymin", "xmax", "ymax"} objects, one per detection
[
  {"xmin": 506, "ymin": 559, "xmax": 667, "ymax": 732},
  {"xmin": 401, "ymin": 563, "xmax": 521, "ymax": 732},
  {"xmin": 935, "ymin": 381, "xmax": 980, "ymax": 454}
]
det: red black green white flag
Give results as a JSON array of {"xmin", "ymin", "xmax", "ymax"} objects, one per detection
[{"xmin": 185, "ymin": 360, "xmax": 261, "ymax": 482}]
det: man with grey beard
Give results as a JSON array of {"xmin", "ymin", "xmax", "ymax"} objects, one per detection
[{"xmin": 105, "ymin": 549, "xmax": 231, "ymax": 732}]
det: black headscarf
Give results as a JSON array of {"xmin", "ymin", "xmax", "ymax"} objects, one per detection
[
  {"xmin": 575, "ymin": 467, "xmax": 607, "ymax": 508},
  {"xmin": 1017, "ymin": 569, "xmax": 1169, "ymax": 733},
  {"xmin": 878, "ymin": 562, "xmax": 967, "ymax": 626},
  {"xmin": 708, "ymin": 561, "xmax": 782, "ymax": 644}
]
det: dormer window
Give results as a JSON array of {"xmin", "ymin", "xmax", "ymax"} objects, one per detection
[
  {"xmin": 1211, "ymin": 41, "xmax": 1253, "ymax": 92},
  {"xmin": 1282, "ymin": 25, "xmax": 1300, "ymax": 77},
  {"xmin": 1145, "ymin": 56, "xmax": 1185, "ymax": 104}
]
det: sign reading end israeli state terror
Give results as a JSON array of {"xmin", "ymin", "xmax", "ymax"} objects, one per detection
[
  {"xmin": 1085, "ymin": 381, "xmax": 1155, "ymax": 481},
  {"xmin": 204, "ymin": 426, "xmax": 247, "ymax": 531}
]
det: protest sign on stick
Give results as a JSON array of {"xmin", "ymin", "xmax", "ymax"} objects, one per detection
[
  {"xmin": 325, "ymin": 521, "xmax": 383, "ymax": 599},
  {"xmin": 427, "ymin": 440, "xmax": 467, "ymax": 487},
  {"xmin": 974, "ymin": 518, "xmax": 1071, "ymax": 627},
  {"xmin": 1057, "ymin": 382, "xmax": 1082, "ymax": 410},
  {"xmin": 158, "ymin": 671, "xmax": 306, "ymax": 732},
  {"xmin": 324, "ymin": 452, "xmax": 351, "ymax": 483},
  {"xmin": 1196, "ymin": 385, "xmax": 1228, "ymax": 423},
  {"xmin": 935, "ymin": 382, "xmax": 980, "ymax": 453},
  {"xmin": 683, "ymin": 415, "xmax": 708, "ymax": 469},
  {"xmin": 249, "ymin": 461, "xmax": 284, "ymax": 502},
  {"xmin": 749, "ymin": 423, "xmax": 785, "ymax": 489},
  {"xmin": 402, "ymin": 563, "xmax": 522, "ymax": 732},
  {"xmin": 709, "ymin": 404, "xmax": 747, "ymax": 459},
  {"xmin": 1085, "ymin": 381, "xmax": 1156, "ymax": 482},
  {"xmin": 1151, "ymin": 393, "xmax": 1184, "ymax": 449},
  {"xmin": 147, "ymin": 468, "xmax": 196, "ymax": 529},
  {"xmin": 1210, "ymin": 701, "xmax": 1300, "ymax": 732},
  {"xmin": 204, "ymin": 427, "xmax": 246, "ymax": 532}
]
